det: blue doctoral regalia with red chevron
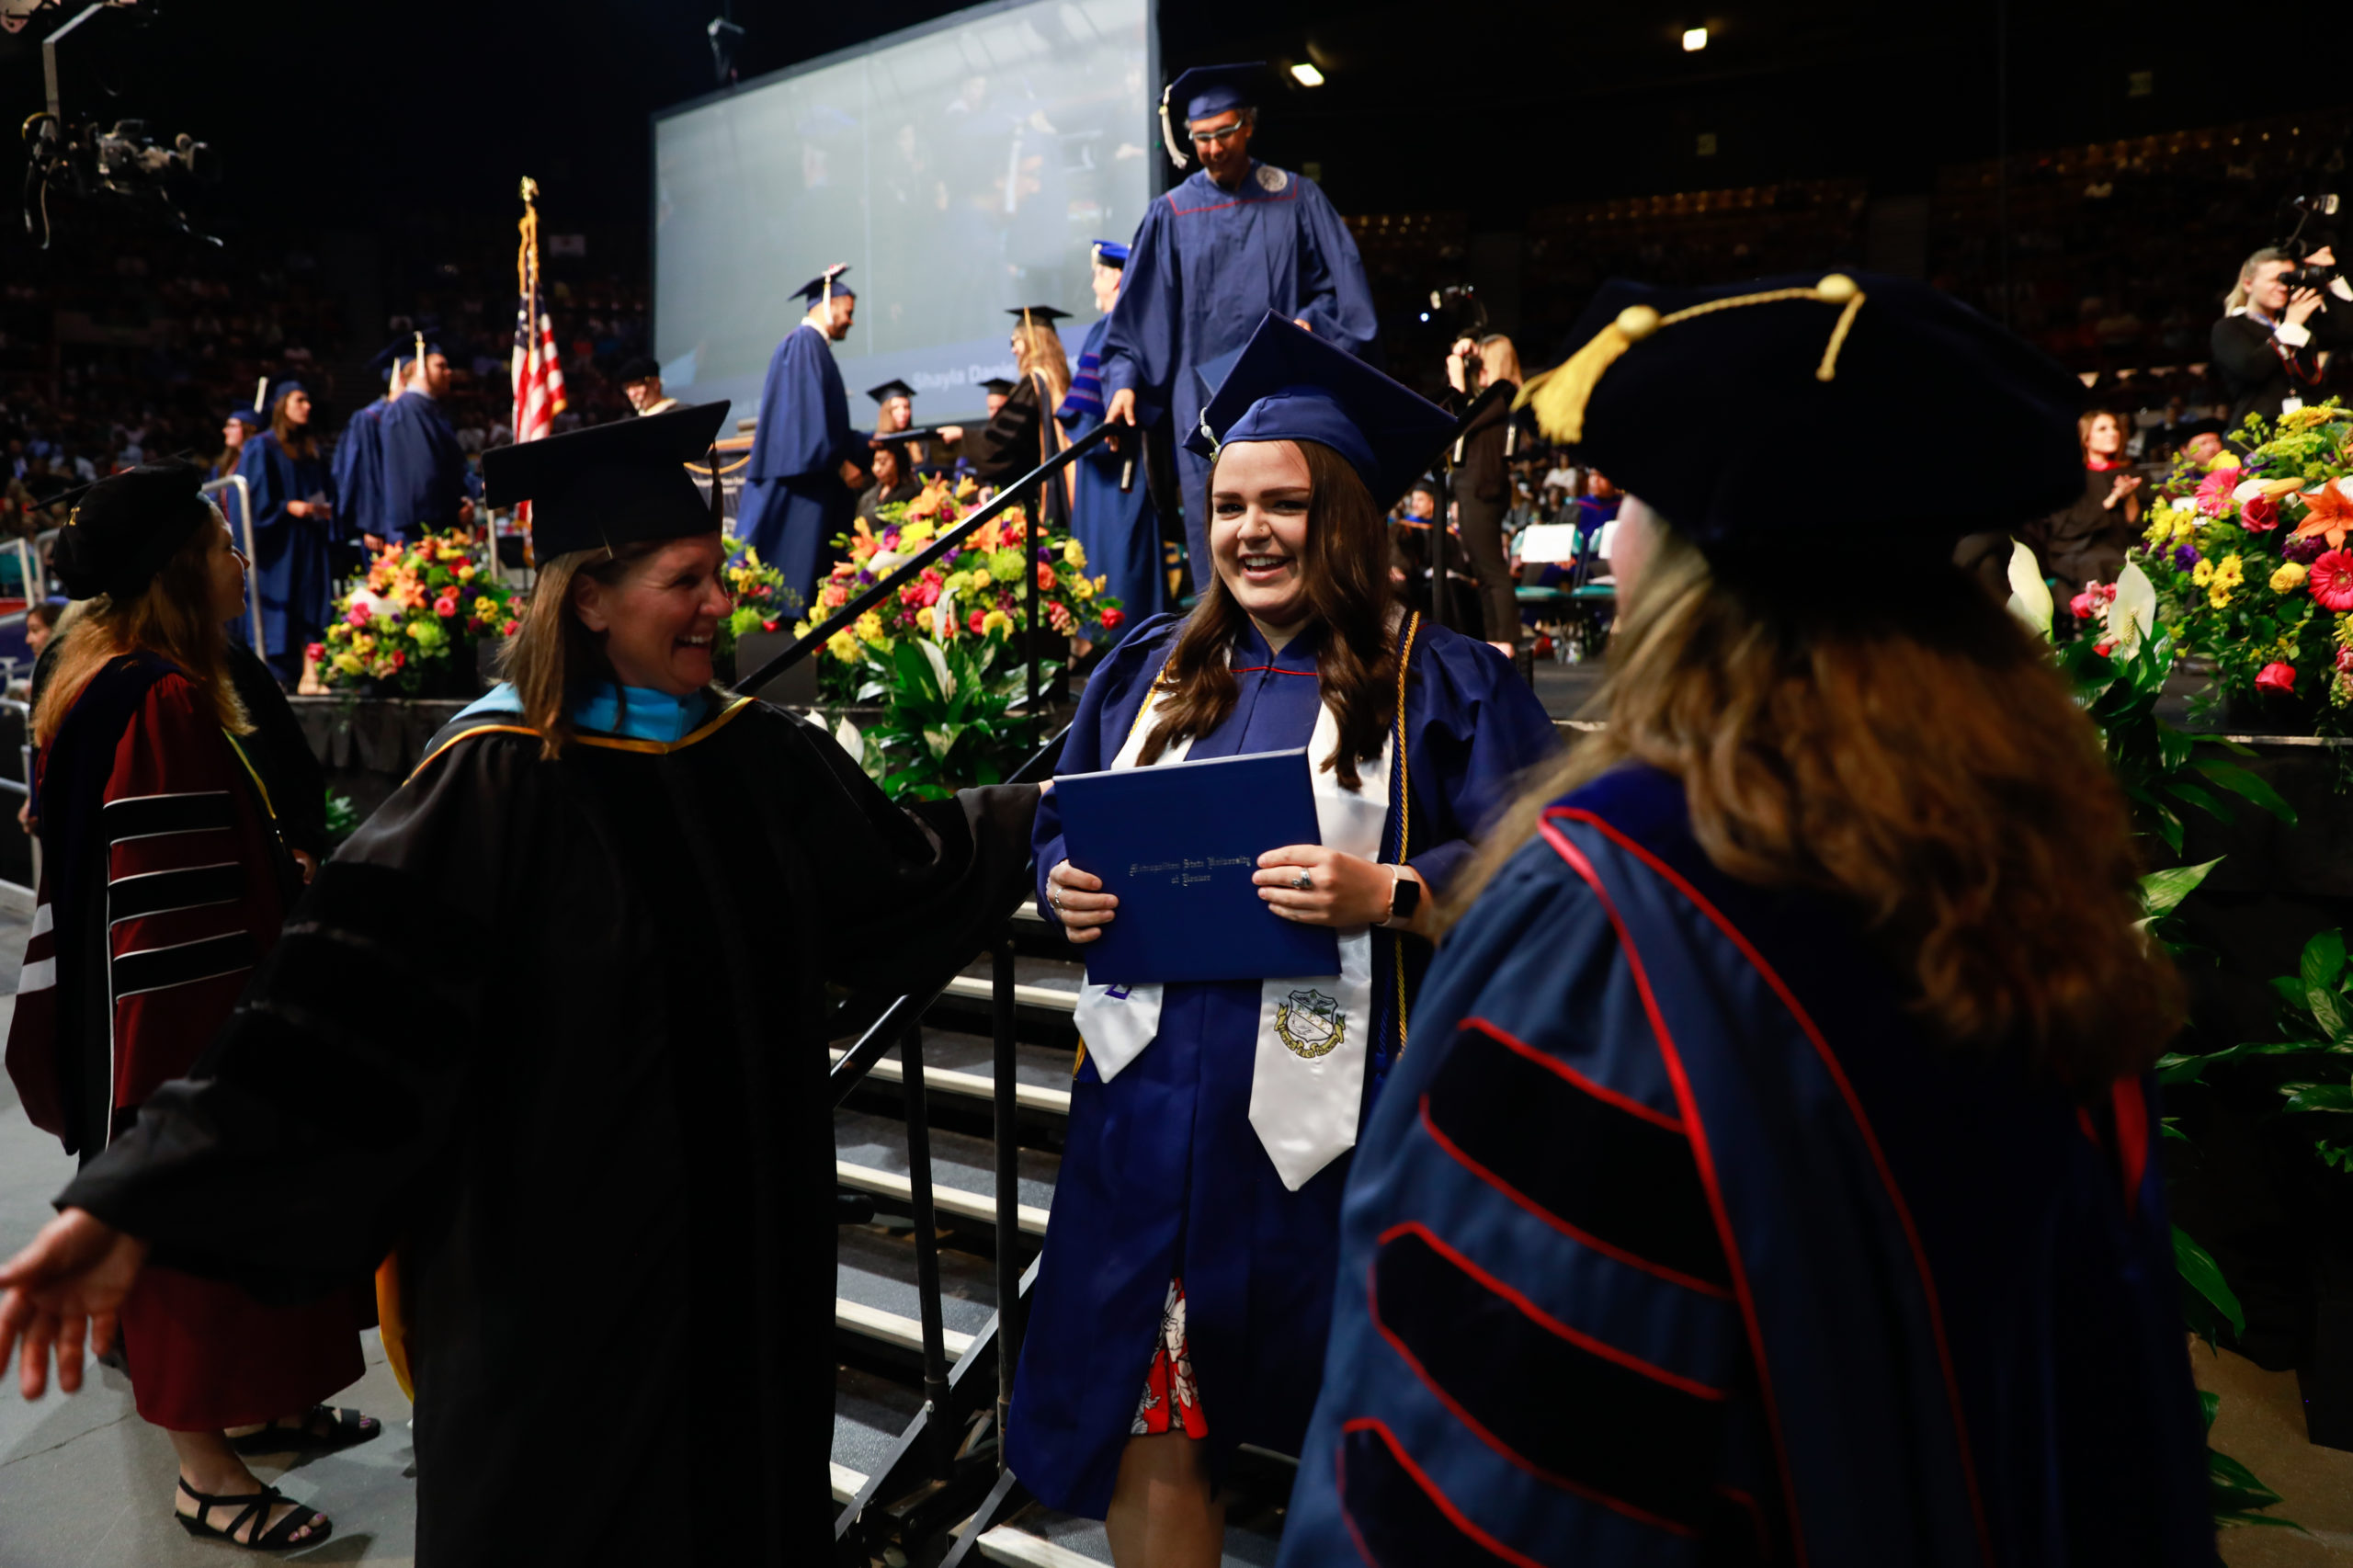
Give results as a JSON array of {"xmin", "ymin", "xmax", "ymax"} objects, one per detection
[{"xmin": 1279, "ymin": 763, "xmax": 2213, "ymax": 1567}]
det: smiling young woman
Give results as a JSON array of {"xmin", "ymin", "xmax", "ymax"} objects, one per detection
[
  {"xmin": 1010, "ymin": 318, "xmax": 1561, "ymax": 1567},
  {"xmin": 0, "ymin": 405, "xmax": 1041, "ymax": 1566}
]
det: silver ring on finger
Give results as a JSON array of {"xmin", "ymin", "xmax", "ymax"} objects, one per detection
[
  {"xmin": 1049, "ymin": 891, "xmax": 1063, "ymax": 912},
  {"xmin": 1291, "ymin": 869, "xmax": 1313, "ymax": 891}
]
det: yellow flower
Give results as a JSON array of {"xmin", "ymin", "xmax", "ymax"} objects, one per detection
[
  {"xmin": 2205, "ymin": 450, "xmax": 2241, "ymax": 472},
  {"xmin": 333, "ymin": 652, "xmax": 363, "ymax": 676},
  {"xmin": 971, "ymin": 568, "xmax": 993, "ymax": 589},
  {"xmin": 1072, "ymin": 575, "xmax": 1096, "ymax": 602},
  {"xmin": 455, "ymin": 562, "xmax": 476, "ymax": 582},
  {"xmin": 826, "ymin": 629, "xmax": 858, "ymax": 661},
  {"xmin": 982, "ymin": 609, "xmax": 1011, "ymax": 637},
  {"xmin": 857, "ymin": 611, "xmax": 886, "ymax": 646},
  {"xmin": 1062, "ymin": 538, "xmax": 1087, "ymax": 569},
  {"xmin": 2209, "ymin": 584, "xmax": 2234, "ymax": 609},
  {"xmin": 2192, "ymin": 558, "xmax": 2215, "ymax": 587},
  {"xmin": 901, "ymin": 519, "xmax": 935, "ymax": 544},
  {"xmin": 2216, "ymin": 553, "xmax": 2244, "ymax": 587},
  {"xmin": 2282, "ymin": 404, "xmax": 2334, "ymax": 430},
  {"xmin": 473, "ymin": 596, "xmax": 498, "ymax": 619},
  {"xmin": 2272, "ymin": 562, "xmax": 2309, "ymax": 593}
]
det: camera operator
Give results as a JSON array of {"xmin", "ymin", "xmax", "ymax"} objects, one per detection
[
  {"xmin": 1444, "ymin": 334, "xmax": 1527, "ymax": 657},
  {"xmin": 2212, "ymin": 245, "xmax": 2350, "ymax": 429}
]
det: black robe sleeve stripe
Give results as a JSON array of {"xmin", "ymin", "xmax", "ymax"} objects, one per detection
[
  {"xmin": 1370, "ymin": 1221, "xmax": 1726, "ymax": 1535},
  {"xmin": 109, "ymin": 929, "xmax": 261, "ymax": 999},
  {"xmin": 105, "ymin": 861, "xmax": 244, "ymax": 924},
  {"xmin": 1422, "ymin": 1017, "xmax": 1731, "ymax": 1295},
  {"xmin": 102, "ymin": 790, "xmax": 234, "ymax": 841}
]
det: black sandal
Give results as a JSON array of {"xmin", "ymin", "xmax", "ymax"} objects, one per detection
[
  {"xmin": 174, "ymin": 1476, "xmax": 333, "ymax": 1551},
  {"xmin": 229, "ymin": 1404, "xmax": 381, "ymax": 1456}
]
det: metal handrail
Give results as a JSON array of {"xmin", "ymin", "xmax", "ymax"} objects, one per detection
[
  {"xmin": 200, "ymin": 474, "xmax": 267, "ymax": 653},
  {"xmin": 734, "ymin": 421, "xmax": 1120, "ymax": 700}
]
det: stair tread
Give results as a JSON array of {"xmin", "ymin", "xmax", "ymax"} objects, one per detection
[
  {"xmin": 832, "ymin": 1361, "xmax": 925, "ymax": 1487},
  {"xmin": 835, "ymin": 1107, "xmax": 1060, "ymax": 1214},
  {"xmin": 835, "ymin": 1225, "xmax": 998, "ymax": 1337},
  {"xmin": 832, "ymin": 1029, "xmax": 1076, "ymax": 1116},
  {"xmin": 981, "ymin": 1504, "xmax": 1283, "ymax": 1567},
  {"xmin": 957, "ymin": 951, "xmax": 1086, "ymax": 993}
]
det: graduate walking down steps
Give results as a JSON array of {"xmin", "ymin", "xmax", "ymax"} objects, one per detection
[
  {"xmin": 1010, "ymin": 315, "xmax": 1560, "ymax": 1566},
  {"xmin": 0, "ymin": 403, "xmax": 1041, "ymax": 1567}
]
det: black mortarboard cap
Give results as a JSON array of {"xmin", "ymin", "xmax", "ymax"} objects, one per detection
[
  {"xmin": 867, "ymin": 379, "xmax": 916, "ymax": 404},
  {"xmin": 616, "ymin": 356, "xmax": 663, "ymax": 384},
  {"xmin": 1007, "ymin": 304, "xmax": 1071, "ymax": 324},
  {"xmin": 1186, "ymin": 313, "xmax": 1455, "ymax": 509},
  {"xmin": 481, "ymin": 402, "xmax": 730, "ymax": 560},
  {"xmin": 53, "ymin": 459, "xmax": 217, "ymax": 601},
  {"xmin": 1519, "ymin": 271, "xmax": 2081, "ymax": 562},
  {"xmin": 979, "ymin": 377, "xmax": 1018, "ymax": 396},
  {"xmin": 792, "ymin": 267, "xmax": 855, "ymax": 303}
]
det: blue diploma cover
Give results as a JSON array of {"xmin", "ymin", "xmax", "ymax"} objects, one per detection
[{"xmin": 1053, "ymin": 747, "xmax": 1339, "ymax": 984}]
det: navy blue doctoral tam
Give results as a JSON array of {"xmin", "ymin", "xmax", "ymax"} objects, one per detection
[
  {"xmin": 1531, "ymin": 271, "xmax": 2083, "ymax": 560},
  {"xmin": 1186, "ymin": 313, "xmax": 1456, "ymax": 510}
]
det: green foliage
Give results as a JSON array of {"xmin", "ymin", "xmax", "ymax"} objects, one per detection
[
  {"xmin": 2166, "ymin": 929, "xmax": 2353, "ymax": 1153},
  {"xmin": 2175, "ymin": 1224, "xmax": 2245, "ymax": 1346},
  {"xmin": 830, "ymin": 636, "xmax": 1056, "ymax": 801},
  {"xmin": 323, "ymin": 791, "xmax": 359, "ymax": 846},
  {"xmin": 2200, "ymin": 1392, "xmax": 2302, "ymax": 1531}
]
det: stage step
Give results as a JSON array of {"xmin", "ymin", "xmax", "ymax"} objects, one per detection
[
  {"xmin": 833, "ymin": 1360, "xmax": 924, "ymax": 1500},
  {"xmin": 832, "ymin": 1030, "xmax": 1075, "ymax": 1118},
  {"xmin": 941, "ymin": 973, "xmax": 1079, "ymax": 1014},
  {"xmin": 976, "ymin": 1502, "xmax": 1286, "ymax": 1567},
  {"xmin": 835, "ymin": 1107, "xmax": 1058, "ymax": 1235},
  {"xmin": 835, "ymin": 1221, "xmax": 999, "ymax": 1360}
]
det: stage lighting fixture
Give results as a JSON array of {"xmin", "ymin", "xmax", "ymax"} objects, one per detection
[
  {"xmin": 1682, "ymin": 26, "xmax": 1708, "ymax": 51},
  {"xmin": 1290, "ymin": 61, "xmax": 1324, "ymax": 86}
]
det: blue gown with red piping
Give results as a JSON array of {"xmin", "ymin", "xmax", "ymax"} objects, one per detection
[
  {"xmin": 1006, "ymin": 609, "xmax": 1563, "ymax": 1518},
  {"xmin": 1278, "ymin": 762, "xmax": 2213, "ymax": 1566}
]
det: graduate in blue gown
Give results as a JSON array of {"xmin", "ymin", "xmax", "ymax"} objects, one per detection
[
  {"xmin": 376, "ymin": 336, "xmax": 472, "ymax": 544},
  {"xmin": 1060, "ymin": 240, "xmax": 1167, "ymax": 644},
  {"xmin": 1100, "ymin": 64, "xmax": 1379, "ymax": 583},
  {"xmin": 1012, "ymin": 317, "xmax": 1561, "ymax": 1551},
  {"xmin": 1280, "ymin": 275, "xmax": 2214, "ymax": 1566},
  {"xmin": 739, "ymin": 268, "xmax": 867, "ymax": 617},
  {"xmin": 231, "ymin": 381, "xmax": 335, "ymax": 680},
  {"xmin": 330, "ymin": 344, "xmax": 403, "ymax": 552}
]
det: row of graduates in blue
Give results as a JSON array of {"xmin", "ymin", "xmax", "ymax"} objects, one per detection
[
  {"xmin": 0, "ymin": 281, "xmax": 2215, "ymax": 1565},
  {"xmin": 218, "ymin": 337, "xmax": 477, "ymax": 681}
]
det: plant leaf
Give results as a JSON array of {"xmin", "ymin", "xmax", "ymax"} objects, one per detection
[
  {"xmin": 2006, "ymin": 540, "xmax": 2053, "ymax": 637},
  {"xmin": 2302, "ymin": 929, "xmax": 2347, "ymax": 994},
  {"xmin": 2280, "ymin": 1082, "xmax": 2353, "ymax": 1114},
  {"xmin": 2175, "ymin": 1225, "xmax": 2246, "ymax": 1338},
  {"xmin": 919, "ymin": 639, "xmax": 958, "ymax": 702},
  {"xmin": 2192, "ymin": 759, "xmax": 2299, "ymax": 826},
  {"xmin": 2140, "ymin": 858, "xmax": 2222, "ymax": 920},
  {"xmin": 2110, "ymin": 559, "xmax": 2157, "ymax": 654},
  {"xmin": 832, "ymin": 714, "xmax": 864, "ymax": 766}
]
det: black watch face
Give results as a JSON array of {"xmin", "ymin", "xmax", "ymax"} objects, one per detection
[{"xmin": 1392, "ymin": 878, "xmax": 1423, "ymax": 917}]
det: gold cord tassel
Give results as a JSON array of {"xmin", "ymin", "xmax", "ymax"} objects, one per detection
[{"xmin": 1518, "ymin": 274, "xmax": 1864, "ymax": 444}]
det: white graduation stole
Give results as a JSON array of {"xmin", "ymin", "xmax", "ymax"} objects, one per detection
[{"xmin": 1071, "ymin": 653, "xmax": 1395, "ymax": 1191}]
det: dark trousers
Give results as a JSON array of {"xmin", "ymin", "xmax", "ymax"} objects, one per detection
[{"xmin": 1456, "ymin": 494, "xmax": 1519, "ymax": 643}]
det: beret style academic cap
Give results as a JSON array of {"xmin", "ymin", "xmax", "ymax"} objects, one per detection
[
  {"xmin": 1168, "ymin": 62, "xmax": 1265, "ymax": 122},
  {"xmin": 867, "ymin": 379, "xmax": 916, "ymax": 403},
  {"xmin": 1185, "ymin": 313, "xmax": 1456, "ymax": 510},
  {"xmin": 53, "ymin": 459, "xmax": 218, "ymax": 601},
  {"xmin": 1091, "ymin": 239, "xmax": 1131, "ymax": 268},
  {"xmin": 792, "ymin": 267, "xmax": 855, "ymax": 303},
  {"xmin": 481, "ymin": 402, "xmax": 730, "ymax": 561},
  {"xmin": 1518, "ymin": 271, "xmax": 2084, "ymax": 562}
]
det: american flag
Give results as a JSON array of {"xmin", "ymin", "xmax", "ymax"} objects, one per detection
[{"xmin": 507, "ymin": 178, "xmax": 566, "ymax": 540}]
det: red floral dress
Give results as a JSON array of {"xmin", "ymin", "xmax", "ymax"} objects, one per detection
[{"xmin": 1130, "ymin": 1278, "xmax": 1208, "ymax": 1438}]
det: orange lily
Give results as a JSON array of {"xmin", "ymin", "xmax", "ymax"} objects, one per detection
[{"xmin": 2290, "ymin": 481, "xmax": 2353, "ymax": 551}]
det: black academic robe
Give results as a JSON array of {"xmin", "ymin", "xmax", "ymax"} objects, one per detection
[{"xmin": 61, "ymin": 696, "xmax": 1039, "ymax": 1566}]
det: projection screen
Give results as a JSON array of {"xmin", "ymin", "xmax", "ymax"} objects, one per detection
[{"xmin": 652, "ymin": 0, "xmax": 1154, "ymax": 428}]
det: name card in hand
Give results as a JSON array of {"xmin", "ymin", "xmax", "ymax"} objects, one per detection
[{"xmin": 1054, "ymin": 747, "xmax": 1338, "ymax": 984}]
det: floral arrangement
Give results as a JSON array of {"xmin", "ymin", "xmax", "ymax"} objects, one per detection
[
  {"xmin": 2128, "ymin": 400, "xmax": 2353, "ymax": 726},
  {"xmin": 313, "ymin": 533, "xmax": 525, "ymax": 697},
  {"xmin": 794, "ymin": 475, "xmax": 1123, "ymax": 699},
  {"xmin": 718, "ymin": 536, "xmax": 801, "ymax": 665}
]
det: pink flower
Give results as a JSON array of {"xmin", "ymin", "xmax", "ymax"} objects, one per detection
[
  {"xmin": 2241, "ymin": 494, "xmax": 2280, "ymax": 533},
  {"xmin": 2256, "ymin": 662, "xmax": 2297, "ymax": 695},
  {"xmin": 346, "ymin": 605, "xmax": 371, "ymax": 628},
  {"xmin": 761, "ymin": 618, "xmax": 779, "ymax": 633},
  {"xmin": 968, "ymin": 608, "xmax": 987, "ymax": 634},
  {"xmin": 2310, "ymin": 550, "xmax": 2353, "ymax": 612},
  {"xmin": 2336, "ymin": 647, "xmax": 2353, "ymax": 675},
  {"xmin": 434, "ymin": 594, "xmax": 459, "ymax": 618},
  {"xmin": 303, "ymin": 642, "xmax": 324, "ymax": 663},
  {"xmin": 500, "ymin": 619, "xmax": 518, "ymax": 637},
  {"xmin": 2196, "ymin": 468, "xmax": 2239, "ymax": 517},
  {"xmin": 1100, "ymin": 608, "xmax": 1125, "ymax": 631},
  {"xmin": 2069, "ymin": 592, "xmax": 2096, "ymax": 619}
]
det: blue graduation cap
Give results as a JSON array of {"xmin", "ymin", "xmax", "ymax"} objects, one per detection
[
  {"xmin": 482, "ymin": 401, "xmax": 730, "ymax": 560},
  {"xmin": 1161, "ymin": 62, "xmax": 1266, "ymax": 169},
  {"xmin": 1186, "ymin": 313, "xmax": 1455, "ymax": 510},
  {"xmin": 1193, "ymin": 344, "xmax": 1244, "ymax": 404},
  {"xmin": 266, "ymin": 379, "xmax": 307, "ymax": 409},
  {"xmin": 226, "ymin": 408, "xmax": 266, "ymax": 430},
  {"xmin": 1091, "ymin": 239, "xmax": 1131, "ymax": 269},
  {"xmin": 1518, "ymin": 271, "xmax": 2084, "ymax": 559},
  {"xmin": 793, "ymin": 267, "xmax": 855, "ymax": 304}
]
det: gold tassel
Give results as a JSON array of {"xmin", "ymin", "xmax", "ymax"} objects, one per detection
[{"xmin": 1514, "ymin": 304, "xmax": 1661, "ymax": 444}]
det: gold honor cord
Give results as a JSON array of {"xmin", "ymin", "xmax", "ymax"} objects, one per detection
[
  {"xmin": 683, "ymin": 454, "xmax": 752, "ymax": 478},
  {"xmin": 1515, "ymin": 272, "xmax": 1866, "ymax": 444},
  {"xmin": 1390, "ymin": 610, "xmax": 1418, "ymax": 1061}
]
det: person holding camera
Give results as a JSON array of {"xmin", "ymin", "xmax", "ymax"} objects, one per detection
[
  {"xmin": 1445, "ymin": 334, "xmax": 1528, "ymax": 657},
  {"xmin": 2212, "ymin": 245, "xmax": 2349, "ymax": 429}
]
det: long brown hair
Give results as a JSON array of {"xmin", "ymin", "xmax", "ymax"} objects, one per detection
[
  {"xmin": 34, "ymin": 508, "xmax": 251, "ymax": 746},
  {"xmin": 497, "ymin": 538, "xmax": 687, "ymax": 756},
  {"xmin": 1012, "ymin": 318, "xmax": 1072, "ymax": 409},
  {"xmin": 269, "ymin": 388, "xmax": 317, "ymax": 462},
  {"xmin": 1140, "ymin": 440, "xmax": 1399, "ymax": 790},
  {"xmin": 1453, "ymin": 522, "xmax": 2177, "ymax": 1085}
]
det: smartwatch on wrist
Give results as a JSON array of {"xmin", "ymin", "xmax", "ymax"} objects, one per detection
[{"xmin": 1384, "ymin": 868, "xmax": 1423, "ymax": 926}]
